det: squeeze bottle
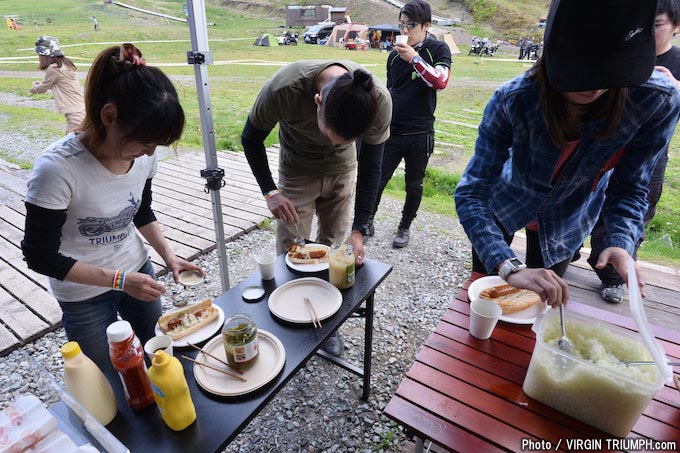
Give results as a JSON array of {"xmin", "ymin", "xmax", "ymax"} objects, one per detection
[
  {"xmin": 147, "ymin": 350, "xmax": 197, "ymax": 430},
  {"xmin": 106, "ymin": 320, "xmax": 155, "ymax": 411},
  {"xmin": 60, "ymin": 341, "xmax": 117, "ymax": 425}
]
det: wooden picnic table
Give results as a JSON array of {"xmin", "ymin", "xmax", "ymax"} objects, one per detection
[{"xmin": 384, "ymin": 272, "xmax": 680, "ymax": 452}]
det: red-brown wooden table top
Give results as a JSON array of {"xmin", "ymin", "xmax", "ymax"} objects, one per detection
[{"xmin": 384, "ymin": 272, "xmax": 680, "ymax": 452}]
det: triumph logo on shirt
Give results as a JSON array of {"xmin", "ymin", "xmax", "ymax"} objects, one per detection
[{"xmin": 78, "ymin": 193, "xmax": 139, "ymax": 246}]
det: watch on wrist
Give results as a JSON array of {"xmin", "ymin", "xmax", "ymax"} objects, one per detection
[
  {"xmin": 498, "ymin": 258, "xmax": 527, "ymax": 280},
  {"xmin": 411, "ymin": 54, "xmax": 421, "ymax": 65}
]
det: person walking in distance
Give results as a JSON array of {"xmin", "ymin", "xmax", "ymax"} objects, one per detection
[
  {"xmin": 29, "ymin": 36, "xmax": 86, "ymax": 134},
  {"xmin": 366, "ymin": 0, "xmax": 451, "ymax": 248},
  {"xmin": 586, "ymin": 0, "xmax": 680, "ymax": 303},
  {"xmin": 92, "ymin": 16, "xmax": 100, "ymax": 31}
]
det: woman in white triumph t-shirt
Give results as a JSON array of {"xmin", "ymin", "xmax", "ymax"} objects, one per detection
[{"xmin": 22, "ymin": 43, "xmax": 204, "ymax": 372}]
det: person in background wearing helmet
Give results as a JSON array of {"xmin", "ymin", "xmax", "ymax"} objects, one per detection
[{"xmin": 29, "ymin": 36, "xmax": 86, "ymax": 134}]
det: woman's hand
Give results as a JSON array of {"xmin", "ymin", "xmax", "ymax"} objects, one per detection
[
  {"xmin": 163, "ymin": 255, "xmax": 205, "ymax": 284},
  {"xmin": 505, "ymin": 268, "xmax": 569, "ymax": 307},
  {"xmin": 596, "ymin": 247, "xmax": 644, "ymax": 297},
  {"xmin": 123, "ymin": 271, "xmax": 166, "ymax": 302},
  {"xmin": 266, "ymin": 193, "xmax": 299, "ymax": 224}
]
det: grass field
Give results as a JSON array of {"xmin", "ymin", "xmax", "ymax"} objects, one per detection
[{"xmin": 1, "ymin": 0, "xmax": 678, "ymax": 265}]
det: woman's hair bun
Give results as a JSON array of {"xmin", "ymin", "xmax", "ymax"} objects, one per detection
[{"xmin": 352, "ymin": 68, "xmax": 373, "ymax": 90}]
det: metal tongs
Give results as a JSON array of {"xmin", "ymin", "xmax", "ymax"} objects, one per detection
[{"xmin": 294, "ymin": 223, "xmax": 305, "ymax": 249}]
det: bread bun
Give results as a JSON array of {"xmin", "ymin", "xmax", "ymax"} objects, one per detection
[
  {"xmin": 479, "ymin": 284, "xmax": 541, "ymax": 315},
  {"xmin": 287, "ymin": 244, "xmax": 329, "ymax": 264}
]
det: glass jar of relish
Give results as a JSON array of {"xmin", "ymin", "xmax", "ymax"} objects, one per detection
[{"xmin": 222, "ymin": 314, "xmax": 259, "ymax": 370}]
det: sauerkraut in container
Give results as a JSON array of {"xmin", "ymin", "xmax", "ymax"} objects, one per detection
[{"xmin": 523, "ymin": 308, "xmax": 667, "ymax": 437}]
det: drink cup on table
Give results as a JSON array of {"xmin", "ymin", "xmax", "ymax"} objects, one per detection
[
  {"xmin": 144, "ymin": 334, "xmax": 173, "ymax": 361},
  {"xmin": 469, "ymin": 298, "xmax": 502, "ymax": 339},
  {"xmin": 395, "ymin": 35, "xmax": 408, "ymax": 45},
  {"xmin": 256, "ymin": 253, "xmax": 276, "ymax": 280}
]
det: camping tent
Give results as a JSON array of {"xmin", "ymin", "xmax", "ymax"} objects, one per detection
[
  {"xmin": 325, "ymin": 23, "xmax": 369, "ymax": 47},
  {"xmin": 430, "ymin": 27, "xmax": 461, "ymax": 54},
  {"xmin": 368, "ymin": 23, "xmax": 400, "ymax": 48},
  {"xmin": 253, "ymin": 33, "xmax": 272, "ymax": 46}
]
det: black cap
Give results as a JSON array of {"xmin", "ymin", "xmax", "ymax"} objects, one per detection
[{"xmin": 544, "ymin": 0, "xmax": 657, "ymax": 92}]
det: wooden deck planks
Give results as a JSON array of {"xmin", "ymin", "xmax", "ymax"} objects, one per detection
[{"xmin": 0, "ymin": 149, "xmax": 278, "ymax": 356}]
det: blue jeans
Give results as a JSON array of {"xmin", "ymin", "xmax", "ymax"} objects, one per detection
[{"xmin": 59, "ymin": 259, "xmax": 162, "ymax": 372}]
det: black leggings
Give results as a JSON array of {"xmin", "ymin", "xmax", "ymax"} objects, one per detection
[{"xmin": 472, "ymin": 221, "xmax": 571, "ymax": 277}]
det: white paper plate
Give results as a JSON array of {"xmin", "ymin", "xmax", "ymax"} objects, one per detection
[
  {"xmin": 268, "ymin": 277, "xmax": 342, "ymax": 324},
  {"xmin": 178, "ymin": 270, "xmax": 204, "ymax": 286},
  {"xmin": 467, "ymin": 276, "xmax": 548, "ymax": 325},
  {"xmin": 284, "ymin": 244, "xmax": 330, "ymax": 273},
  {"xmin": 193, "ymin": 330, "xmax": 285, "ymax": 397},
  {"xmin": 155, "ymin": 304, "xmax": 225, "ymax": 347}
]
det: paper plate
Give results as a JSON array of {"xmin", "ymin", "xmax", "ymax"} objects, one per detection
[
  {"xmin": 178, "ymin": 270, "xmax": 204, "ymax": 286},
  {"xmin": 155, "ymin": 304, "xmax": 225, "ymax": 347},
  {"xmin": 284, "ymin": 244, "xmax": 330, "ymax": 273},
  {"xmin": 467, "ymin": 276, "xmax": 548, "ymax": 325},
  {"xmin": 268, "ymin": 277, "xmax": 342, "ymax": 324},
  {"xmin": 193, "ymin": 330, "xmax": 285, "ymax": 397}
]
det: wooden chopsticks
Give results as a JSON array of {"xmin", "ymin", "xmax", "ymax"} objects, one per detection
[
  {"xmin": 187, "ymin": 342, "xmax": 244, "ymax": 374},
  {"xmin": 305, "ymin": 297, "xmax": 322, "ymax": 329},
  {"xmin": 181, "ymin": 355, "xmax": 247, "ymax": 382}
]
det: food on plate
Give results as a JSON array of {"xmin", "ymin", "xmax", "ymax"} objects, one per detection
[
  {"xmin": 287, "ymin": 244, "xmax": 329, "ymax": 264},
  {"xmin": 478, "ymin": 284, "xmax": 541, "ymax": 314},
  {"xmin": 158, "ymin": 299, "xmax": 218, "ymax": 340}
]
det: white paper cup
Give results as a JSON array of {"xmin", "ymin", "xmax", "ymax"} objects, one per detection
[
  {"xmin": 470, "ymin": 298, "xmax": 502, "ymax": 339},
  {"xmin": 256, "ymin": 253, "xmax": 276, "ymax": 280},
  {"xmin": 395, "ymin": 35, "xmax": 408, "ymax": 45},
  {"xmin": 144, "ymin": 335, "xmax": 173, "ymax": 360}
]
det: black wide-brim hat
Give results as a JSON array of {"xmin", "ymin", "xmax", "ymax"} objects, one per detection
[{"xmin": 545, "ymin": 0, "xmax": 657, "ymax": 92}]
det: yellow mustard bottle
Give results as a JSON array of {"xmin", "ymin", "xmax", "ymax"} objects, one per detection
[{"xmin": 147, "ymin": 350, "xmax": 196, "ymax": 431}]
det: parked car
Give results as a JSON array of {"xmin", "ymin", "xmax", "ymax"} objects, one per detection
[{"xmin": 304, "ymin": 24, "xmax": 334, "ymax": 44}]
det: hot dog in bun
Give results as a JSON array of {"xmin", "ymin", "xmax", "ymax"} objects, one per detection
[
  {"xmin": 287, "ymin": 244, "xmax": 329, "ymax": 265},
  {"xmin": 158, "ymin": 299, "xmax": 218, "ymax": 340},
  {"xmin": 479, "ymin": 284, "xmax": 542, "ymax": 315}
]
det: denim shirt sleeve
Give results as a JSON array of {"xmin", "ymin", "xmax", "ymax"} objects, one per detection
[
  {"xmin": 601, "ymin": 84, "xmax": 680, "ymax": 254},
  {"xmin": 454, "ymin": 86, "xmax": 516, "ymax": 273}
]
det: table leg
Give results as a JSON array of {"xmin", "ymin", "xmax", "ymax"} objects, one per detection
[{"xmin": 362, "ymin": 292, "xmax": 374, "ymax": 400}]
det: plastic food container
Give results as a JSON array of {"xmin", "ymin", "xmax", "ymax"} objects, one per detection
[{"xmin": 523, "ymin": 306, "xmax": 670, "ymax": 436}]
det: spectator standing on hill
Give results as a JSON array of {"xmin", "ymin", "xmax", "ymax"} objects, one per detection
[
  {"xmin": 366, "ymin": 0, "xmax": 451, "ymax": 248},
  {"xmin": 454, "ymin": 0, "xmax": 680, "ymax": 307},
  {"xmin": 587, "ymin": 0, "xmax": 680, "ymax": 303},
  {"xmin": 241, "ymin": 60, "xmax": 392, "ymax": 356},
  {"xmin": 22, "ymin": 43, "xmax": 203, "ymax": 372},
  {"xmin": 29, "ymin": 36, "xmax": 86, "ymax": 134},
  {"xmin": 92, "ymin": 16, "xmax": 100, "ymax": 31}
]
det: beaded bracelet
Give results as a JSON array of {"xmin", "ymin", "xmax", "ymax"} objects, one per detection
[
  {"xmin": 112, "ymin": 269, "xmax": 126, "ymax": 291},
  {"xmin": 264, "ymin": 189, "xmax": 280, "ymax": 200}
]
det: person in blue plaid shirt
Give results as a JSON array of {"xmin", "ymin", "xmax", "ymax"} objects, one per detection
[{"xmin": 454, "ymin": 0, "xmax": 680, "ymax": 308}]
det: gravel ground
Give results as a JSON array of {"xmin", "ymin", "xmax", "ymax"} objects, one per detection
[{"xmin": 0, "ymin": 196, "xmax": 471, "ymax": 452}]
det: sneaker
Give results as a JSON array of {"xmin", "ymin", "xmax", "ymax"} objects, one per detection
[
  {"xmin": 321, "ymin": 332, "xmax": 344, "ymax": 357},
  {"xmin": 392, "ymin": 228, "xmax": 410, "ymax": 248},
  {"xmin": 600, "ymin": 284, "xmax": 623, "ymax": 303}
]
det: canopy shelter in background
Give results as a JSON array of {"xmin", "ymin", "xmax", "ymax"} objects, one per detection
[{"xmin": 325, "ymin": 23, "xmax": 369, "ymax": 47}]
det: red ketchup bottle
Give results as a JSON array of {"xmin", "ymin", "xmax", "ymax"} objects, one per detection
[{"xmin": 106, "ymin": 321, "xmax": 155, "ymax": 411}]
